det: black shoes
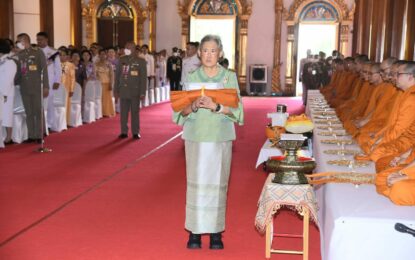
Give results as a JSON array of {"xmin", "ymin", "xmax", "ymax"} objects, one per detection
[
  {"xmin": 186, "ymin": 232, "xmax": 224, "ymax": 249},
  {"xmin": 118, "ymin": 133, "xmax": 128, "ymax": 139},
  {"xmin": 132, "ymin": 134, "xmax": 141, "ymax": 140},
  {"xmin": 187, "ymin": 233, "xmax": 201, "ymax": 249},
  {"xmin": 209, "ymin": 233, "xmax": 224, "ymax": 250}
]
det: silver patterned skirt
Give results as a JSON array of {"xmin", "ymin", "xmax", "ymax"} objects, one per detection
[{"xmin": 184, "ymin": 140, "xmax": 232, "ymax": 234}]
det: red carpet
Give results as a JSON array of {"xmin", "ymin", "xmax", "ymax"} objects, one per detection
[{"xmin": 0, "ymin": 97, "xmax": 320, "ymax": 259}]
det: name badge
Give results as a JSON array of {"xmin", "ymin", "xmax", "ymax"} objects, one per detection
[
  {"xmin": 29, "ymin": 65, "xmax": 38, "ymax": 71},
  {"xmin": 172, "ymin": 64, "xmax": 176, "ymax": 71},
  {"xmin": 131, "ymin": 70, "xmax": 138, "ymax": 76}
]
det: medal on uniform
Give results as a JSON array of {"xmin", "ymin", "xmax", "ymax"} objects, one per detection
[
  {"xmin": 21, "ymin": 61, "xmax": 27, "ymax": 75},
  {"xmin": 130, "ymin": 70, "xmax": 138, "ymax": 76}
]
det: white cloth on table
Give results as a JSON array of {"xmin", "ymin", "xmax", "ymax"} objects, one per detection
[
  {"xmin": 185, "ymin": 140, "xmax": 232, "ymax": 234},
  {"xmin": 307, "ymin": 90, "xmax": 415, "ymax": 260}
]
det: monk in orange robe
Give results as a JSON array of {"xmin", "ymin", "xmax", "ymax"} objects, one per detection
[
  {"xmin": 355, "ymin": 59, "xmax": 401, "ymax": 150},
  {"xmin": 376, "ymin": 150, "xmax": 415, "ymax": 206},
  {"xmin": 357, "ymin": 62, "xmax": 415, "ymax": 159},
  {"xmin": 329, "ymin": 58, "xmax": 360, "ymax": 107},
  {"xmin": 322, "ymin": 59, "xmax": 345, "ymax": 101}
]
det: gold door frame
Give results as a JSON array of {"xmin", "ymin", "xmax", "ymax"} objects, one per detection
[
  {"xmin": 81, "ymin": 0, "xmax": 157, "ymax": 48},
  {"xmin": 282, "ymin": 0, "xmax": 354, "ymax": 95},
  {"xmin": 177, "ymin": 0, "xmax": 252, "ymax": 94}
]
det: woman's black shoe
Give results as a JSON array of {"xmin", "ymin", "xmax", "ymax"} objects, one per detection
[
  {"xmin": 187, "ymin": 233, "xmax": 201, "ymax": 249},
  {"xmin": 209, "ymin": 233, "xmax": 224, "ymax": 249}
]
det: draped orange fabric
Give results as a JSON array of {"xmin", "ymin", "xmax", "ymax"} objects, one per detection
[
  {"xmin": 330, "ymin": 73, "xmax": 359, "ymax": 107},
  {"xmin": 326, "ymin": 71, "xmax": 348, "ymax": 102},
  {"xmin": 336, "ymin": 77, "xmax": 363, "ymax": 118},
  {"xmin": 170, "ymin": 89, "xmax": 239, "ymax": 112},
  {"xmin": 321, "ymin": 71, "xmax": 342, "ymax": 99},
  {"xmin": 341, "ymin": 81, "xmax": 372, "ymax": 122},
  {"xmin": 371, "ymin": 84, "xmax": 415, "ymax": 144},
  {"xmin": 375, "ymin": 154, "xmax": 415, "ymax": 206}
]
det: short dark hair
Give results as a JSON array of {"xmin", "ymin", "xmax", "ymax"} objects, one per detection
[
  {"xmin": 141, "ymin": 44, "xmax": 149, "ymax": 49},
  {"xmin": 17, "ymin": 33, "xmax": 31, "ymax": 42},
  {"xmin": 81, "ymin": 50, "xmax": 92, "ymax": 62},
  {"xmin": 0, "ymin": 39, "xmax": 11, "ymax": 54},
  {"xmin": 5, "ymin": 38, "xmax": 14, "ymax": 48},
  {"xmin": 36, "ymin": 31, "xmax": 49, "ymax": 39}
]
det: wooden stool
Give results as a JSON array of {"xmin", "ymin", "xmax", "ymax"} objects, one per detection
[{"xmin": 265, "ymin": 207, "xmax": 310, "ymax": 259}]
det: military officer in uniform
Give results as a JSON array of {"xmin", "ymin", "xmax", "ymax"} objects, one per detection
[
  {"xmin": 114, "ymin": 41, "xmax": 147, "ymax": 140},
  {"xmin": 167, "ymin": 47, "xmax": 182, "ymax": 91},
  {"xmin": 36, "ymin": 31, "xmax": 62, "ymax": 130},
  {"xmin": 16, "ymin": 33, "xmax": 49, "ymax": 143}
]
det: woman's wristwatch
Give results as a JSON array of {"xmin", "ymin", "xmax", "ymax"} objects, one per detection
[{"xmin": 214, "ymin": 103, "xmax": 223, "ymax": 113}]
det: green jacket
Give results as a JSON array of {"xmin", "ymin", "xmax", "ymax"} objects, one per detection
[
  {"xmin": 115, "ymin": 55, "xmax": 147, "ymax": 99},
  {"xmin": 17, "ymin": 47, "xmax": 49, "ymax": 96},
  {"xmin": 173, "ymin": 65, "xmax": 244, "ymax": 142}
]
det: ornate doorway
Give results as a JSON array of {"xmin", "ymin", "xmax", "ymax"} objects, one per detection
[
  {"xmin": 178, "ymin": 0, "xmax": 252, "ymax": 94},
  {"xmin": 97, "ymin": 1, "xmax": 134, "ymax": 47},
  {"xmin": 283, "ymin": 0, "xmax": 354, "ymax": 95},
  {"xmin": 82, "ymin": 0, "xmax": 149, "ymax": 48}
]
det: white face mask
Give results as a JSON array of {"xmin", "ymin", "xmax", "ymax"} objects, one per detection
[
  {"xmin": 173, "ymin": 52, "xmax": 179, "ymax": 57},
  {"xmin": 16, "ymin": 42, "xmax": 24, "ymax": 50},
  {"xmin": 124, "ymin": 49, "xmax": 131, "ymax": 56}
]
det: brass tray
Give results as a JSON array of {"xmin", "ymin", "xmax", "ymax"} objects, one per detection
[
  {"xmin": 323, "ymin": 149, "xmax": 361, "ymax": 156},
  {"xmin": 327, "ymin": 159, "xmax": 370, "ymax": 167},
  {"xmin": 321, "ymin": 139, "xmax": 354, "ymax": 145}
]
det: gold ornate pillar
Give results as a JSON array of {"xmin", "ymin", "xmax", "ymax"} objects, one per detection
[
  {"xmin": 148, "ymin": 0, "xmax": 157, "ymax": 51},
  {"xmin": 177, "ymin": 0, "xmax": 190, "ymax": 50},
  {"xmin": 237, "ymin": 15, "xmax": 249, "ymax": 95},
  {"xmin": 272, "ymin": 0, "xmax": 283, "ymax": 94},
  {"xmin": 284, "ymin": 24, "xmax": 296, "ymax": 95},
  {"xmin": 81, "ymin": 0, "xmax": 94, "ymax": 46}
]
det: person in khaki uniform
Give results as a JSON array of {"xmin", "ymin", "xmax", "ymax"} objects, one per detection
[
  {"xmin": 16, "ymin": 33, "xmax": 49, "ymax": 143},
  {"xmin": 114, "ymin": 41, "xmax": 147, "ymax": 139}
]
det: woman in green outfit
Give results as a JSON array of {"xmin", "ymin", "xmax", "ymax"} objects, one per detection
[{"xmin": 173, "ymin": 35, "xmax": 244, "ymax": 250}]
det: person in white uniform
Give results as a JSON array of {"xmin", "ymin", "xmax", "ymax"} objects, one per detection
[
  {"xmin": 0, "ymin": 39, "xmax": 17, "ymax": 146},
  {"xmin": 141, "ymin": 44, "xmax": 155, "ymax": 92},
  {"xmin": 181, "ymin": 42, "xmax": 201, "ymax": 83},
  {"xmin": 36, "ymin": 32, "xmax": 62, "ymax": 130}
]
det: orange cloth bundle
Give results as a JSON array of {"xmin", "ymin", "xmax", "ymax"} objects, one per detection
[{"xmin": 170, "ymin": 88, "xmax": 239, "ymax": 112}]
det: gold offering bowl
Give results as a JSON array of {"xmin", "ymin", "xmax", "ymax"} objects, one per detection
[{"xmin": 266, "ymin": 139, "xmax": 316, "ymax": 185}]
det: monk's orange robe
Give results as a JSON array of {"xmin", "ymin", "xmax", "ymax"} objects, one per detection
[
  {"xmin": 361, "ymin": 85, "xmax": 415, "ymax": 155},
  {"xmin": 356, "ymin": 84, "xmax": 400, "ymax": 152},
  {"xmin": 335, "ymin": 77, "xmax": 363, "ymax": 118},
  {"xmin": 321, "ymin": 71, "xmax": 340, "ymax": 97},
  {"xmin": 330, "ymin": 72, "xmax": 360, "ymax": 108},
  {"xmin": 341, "ymin": 81, "xmax": 373, "ymax": 122},
  {"xmin": 375, "ymin": 152, "xmax": 415, "ymax": 206},
  {"xmin": 325, "ymin": 71, "xmax": 347, "ymax": 102}
]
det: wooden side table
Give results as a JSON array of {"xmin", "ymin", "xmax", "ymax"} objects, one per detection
[{"xmin": 255, "ymin": 174, "xmax": 319, "ymax": 259}]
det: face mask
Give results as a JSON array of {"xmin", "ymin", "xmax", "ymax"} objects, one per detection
[
  {"xmin": 16, "ymin": 42, "xmax": 24, "ymax": 50},
  {"xmin": 124, "ymin": 49, "xmax": 131, "ymax": 56},
  {"xmin": 173, "ymin": 52, "xmax": 179, "ymax": 57}
]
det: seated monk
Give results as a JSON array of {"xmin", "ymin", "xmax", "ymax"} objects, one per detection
[
  {"xmin": 339, "ymin": 62, "xmax": 374, "ymax": 123},
  {"xmin": 343, "ymin": 63, "xmax": 384, "ymax": 135},
  {"xmin": 329, "ymin": 57, "xmax": 360, "ymax": 107},
  {"xmin": 356, "ymin": 59, "xmax": 403, "ymax": 152},
  {"xmin": 321, "ymin": 59, "xmax": 345, "ymax": 101},
  {"xmin": 375, "ymin": 150, "xmax": 415, "ymax": 206},
  {"xmin": 357, "ymin": 61, "xmax": 415, "ymax": 159},
  {"xmin": 335, "ymin": 55, "xmax": 369, "ymax": 116}
]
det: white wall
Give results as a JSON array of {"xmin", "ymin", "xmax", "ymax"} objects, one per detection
[
  {"xmin": 246, "ymin": 0, "xmax": 275, "ymax": 94},
  {"xmin": 13, "ymin": 0, "xmax": 40, "ymax": 41},
  {"xmin": 53, "ymin": 0, "xmax": 70, "ymax": 48},
  {"xmin": 155, "ymin": 0, "xmax": 181, "ymax": 53}
]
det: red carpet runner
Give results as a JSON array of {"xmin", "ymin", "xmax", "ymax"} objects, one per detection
[{"xmin": 0, "ymin": 97, "xmax": 320, "ymax": 259}]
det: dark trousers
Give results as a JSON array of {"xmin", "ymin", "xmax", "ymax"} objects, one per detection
[
  {"xmin": 22, "ymin": 93, "xmax": 42, "ymax": 139},
  {"xmin": 170, "ymin": 79, "xmax": 181, "ymax": 91},
  {"xmin": 120, "ymin": 97, "xmax": 141, "ymax": 135}
]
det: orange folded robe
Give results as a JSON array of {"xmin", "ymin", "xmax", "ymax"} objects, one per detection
[
  {"xmin": 330, "ymin": 72, "xmax": 359, "ymax": 108},
  {"xmin": 375, "ymin": 152, "xmax": 415, "ymax": 206},
  {"xmin": 170, "ymin": 89, "xmax": 239, "ymax": 112}
]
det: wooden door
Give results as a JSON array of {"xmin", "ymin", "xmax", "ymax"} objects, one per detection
[{"xmin": 98, "ymin": 19, "xmax": 115, "ymax": 48}]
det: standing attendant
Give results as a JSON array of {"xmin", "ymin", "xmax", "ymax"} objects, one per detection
[
  {"xmin": 167, "ymin": 47, "xmax": 182, "ymax": 91},
  {"xmin": 36, "ymin": 32, "xmax": 61, "ymax": 130},
  {"xmin": 0, "ymin": 39, "xmax": 17, "ymax": 146},
  {"xmin": 96, "ymin": 49, "xmax": 115, "ymax": 117},
  {"xmin": 16, "ymin": 33, "xmax": 49, "ymax": 143},
  {"xmin": 173, "ymin": 35, "xmax": 244, "ymax": 250},
  {"xmin": 114, "ymin": 41, "xmax": 147, "ymax": 139}
]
